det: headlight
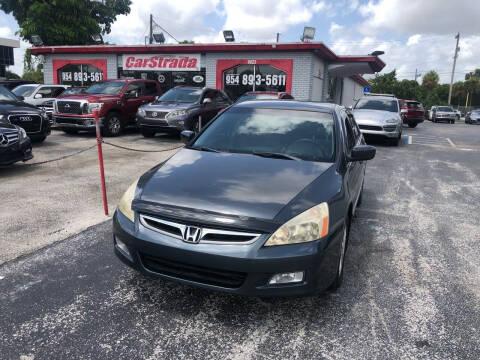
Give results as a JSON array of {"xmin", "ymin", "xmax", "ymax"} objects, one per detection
[
  {"xmin": 386, "ymin": 118, "xmax": 398, "ymax": 124},
  {"xmin": 138, "ymin": 107, "xmax": 146, "ymax": 116},
  {"xmin": 88, "ymin": 102, "xmax": 103, "ymax": 114},
  {"xmin": 264, "ymin": 202, "xmax": 329, "ymax": 247},
  {"xmin": 19, "ymin": 127, "xmax": 27, "ymax": 140},
  {"xmin": 166, "ymin": 109, "xmax": 187, "ymax": 118},
  {"xmin": 118, "ymin": 179, "xmax": 139, "ymax": 222},
  {"xmin": 0, "ymin": 114, "xmax": 5, "ymax": 121}
]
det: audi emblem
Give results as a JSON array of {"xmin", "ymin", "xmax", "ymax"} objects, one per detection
[{"xmin": 183, "ymin": 226, "xmax": 201, "ymax": 243}]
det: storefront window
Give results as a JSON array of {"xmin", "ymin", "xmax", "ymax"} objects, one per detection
[
  {"xmin": 58, "ymin": 64, "xmax": 104, "ymax": 86},
  {"xmin": 118, "ymin": 68, "xmax": 206, "ymax": 94},
  {"xmin": 222, "ymin": 64, "xmax": 287, "ymax": 100}
]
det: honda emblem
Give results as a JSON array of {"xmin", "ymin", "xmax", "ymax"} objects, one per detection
[{"xmin": 183, "ymin": 226, "xmax": 201, "ymax": 243}]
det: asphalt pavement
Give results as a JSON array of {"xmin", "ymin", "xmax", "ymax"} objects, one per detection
[{"xmin": 1, "ymin": 121, "xmax": 479, "ymax": 359}]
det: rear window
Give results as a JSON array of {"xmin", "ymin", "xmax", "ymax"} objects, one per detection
[
  {"xmin": 406, "ymin": 102, "xmax": 423, "ymax": 109},
  {"xmin": 438, "ymin": 106, "xmax": 454, "ymax": 112}
]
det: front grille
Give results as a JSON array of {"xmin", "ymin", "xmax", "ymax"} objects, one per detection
[
  {"xmin": 145, "ymin": 111, "xmax": 168, "ymax": 119},
  {"xmin": 8, "ymin": 114, "xmax": 42, "ymax": 133},
  {"xmin": 359, "ymin": 124, "xmax": 383, "ymax": 131},
  {"xmin": 139, "ymin": 214, "xmax": 261, "ymax": 244},
  {"xmin": 383, "ymin": 125, "xmax": 397, "ymax": 132},
  {"xmin": 139, "ymin": 253, "xmax": 247, "ymax": 288},
  {"xmin": 3, "ymin": 131, "xmax": 19, "ymax": 145},
  {"xmin": 57, "ymin": 100, "xmax": 83, "ymax": 115}
]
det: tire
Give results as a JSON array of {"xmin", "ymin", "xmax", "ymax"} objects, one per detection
[
  {"xmin": 329, "ymin": 219, "xmax": 350, "ymax": 291},
  {"xmin": 103, "ymin": 112, "xmax": 123, "ymax": 137},
  {"xmin": 141, "ymin": 129, "xmax": 156, "ymax": 138},
  {"xmin": 408, "ymin": 123, "xmax": 417, "ymax": 128},
  {"xmin": 62, "ymin": 129, "xmax": 78, "ymax": 134}
]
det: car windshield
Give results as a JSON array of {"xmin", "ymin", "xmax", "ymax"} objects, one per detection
[
  {"xmin": 237, "ymin": 94, "xmax": 278, "ymax": 102},
  {"xmin": 355, "ymin": 98, "xmax": 398, "ymax": 112},
  {"xmin": 0, "ymin": 85, "xmax": 19, "ymax": 101},
  {"xmin": 61, "ymin": 87, "xmax": 84, "ymax": 95},
  {"xmin": 12, "ymin": 85, "xmax": 37, "ymax": 97},
  {"xmin": 192, "ymin": 107, "xmax": 335, "ymax": 163},
  {"xmin": 438, "ymin": 106, "xmax": 454, "ymax": 112},
  {"xmin": 84, "ymin": 82, "xmax": 124, "ymax": 95},
  {"xmin": 156, "ymin": 88, "xmax": 202, "ymax": 103}
]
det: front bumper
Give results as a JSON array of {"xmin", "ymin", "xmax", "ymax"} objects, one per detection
[
  {"xmin": 54, "ymin": 115, "xmax": 105, "ymax": 130},
  {"xmin": 113, "ymin": 210, "xmax": 342, "ymax": 296},
  {"xmin": 358, "ymin": 123, "xmax": 401, "ymax": 138},
  {"xmin": 136, "ymin": 115, "xmax": 185, "ymax": 132},
  {"xmin": 0, "ymin": 138, "xmax": 33, "ymax": 165}
]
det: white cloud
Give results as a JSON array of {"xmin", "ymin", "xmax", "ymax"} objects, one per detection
[
  {"xmin": 406, "ymin": 34, "xmax": 421, "ymax": 46},
  {"xmin": 329, "ymin": 22, "xmax": 344, "ymax": 36},
  {"xmin": 358, "ymin": 0, "xmax": 480, "ymax": 36},
  {"xmin": 0, "ymin": 26, "xmax": 12, "ymax": 37},
  {"xmin": 107, "ymin": 0, "xmax": 220, "ymax": 44},
  {"xmin": 221, "ymin": 0, "xmax": 313, "ymax": 42}
]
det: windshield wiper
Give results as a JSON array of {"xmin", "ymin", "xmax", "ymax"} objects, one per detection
[
  {"xmin": 191, "ymin": 146, "xmax": 221, "ymax": 153},
  {"xmin": 251, "ymin": 151, "xmax": 301, "ymax": 161}
]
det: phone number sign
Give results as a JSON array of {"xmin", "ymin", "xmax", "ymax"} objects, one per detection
[
  {"xmin": 61, "ymin": 71, "xmax": 104, "ymax": 83},
  {"xmin": 225, "ymin": 73, "xmax": 287, "ymax": 86}
]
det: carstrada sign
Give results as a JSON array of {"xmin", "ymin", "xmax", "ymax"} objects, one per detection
[{"xmin": 122, "ymin": 54, "xmax": 201, "ymax": 71}]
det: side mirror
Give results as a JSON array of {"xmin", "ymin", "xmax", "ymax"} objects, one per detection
[
  {"xmin": 348, "ymin": 145, "xmax": 376, "ymax": 162},
  {"xmin": 400, "ymin": 109, "xmax": 408, "ymax": 114},
  {"xmin": 347, "ymin": 105, "xmax": 353, "ymax": 111},
  {"xmin": 16, "ymin": 95, "xmax": 24, "ymax": 101},
  {"xmin": 180, "ymin": 130, "xmax": 195, "ymax": 144},
  {"xmin": 34, "ymin": 93, "xmax": 43, "ymax": 99},
  {"xmin": 202, "ymin": 97, "xmax": 213, "ymax": 105}
]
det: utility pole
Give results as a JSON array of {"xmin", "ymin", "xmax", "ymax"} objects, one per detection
[
  {"xmin": 149, "ymin": 14, "xmax": 153, "ymax": 44},
  {"xmin": 276, "ymin": 33, "xmax": 280, "ymax": 42},
  {"xmin": 448, "ymin": 32, "xmax": 460, "ymax": 105},
  {"xmin": 414, "ymin": 69, "xmax": 421, "ymax": 83}
]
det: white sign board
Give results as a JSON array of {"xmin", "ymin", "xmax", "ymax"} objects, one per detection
[{"xmin": 122, "ymin": 54, "xmax": 201, "ymax": 71}]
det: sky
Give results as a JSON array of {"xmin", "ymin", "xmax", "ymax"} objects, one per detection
[{"xmin": 1, "ymin": 0, "xmax": 479, "ymax": 84}]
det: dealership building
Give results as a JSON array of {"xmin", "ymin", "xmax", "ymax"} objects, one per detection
[{"xmin": 30, "ymin": 42, "xmax": 385, "ymax": 105}]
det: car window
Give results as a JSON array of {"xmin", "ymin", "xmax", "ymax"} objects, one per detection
[
  {"xmin": 355, "ymin": 98, "xmax": 399, "ymax": 113},
  {"xmin": 85, "ymin": 81, "xmax": 125, "ymax": 95},
  {"xmin": 406, "ymin": 102, "xmax": 423, "ymax": 109},
  {"xmin": 348, "ymin": 113, "xmax": 361, "ymax": 141},
  {"xmin": 125, "ymin": 82, "xmax": 144, "ymax": 96},
  {"xmin": 12, "ymin": 85, "xmax": 37, "ymax": 97},
  {"xmin": 343, "ymin": 112, "xmax": 356, "ymax": 149},
  {"xmin": 437, "ymin": 106, "xmax": 453, "ymax": 112},
  {"xmin": 156, "ymin": 88, "xmax": 202, "ymax": 103},
  {"xmin": 193, "ymin": 107, "xmax": 335, "ymax": 163},
  {"xmin": 144, "ymin": 82, "xmax": 158, "ymax": 96},
  {"xmin": 0, "ymin": 85, "xmax": 18, "ymax": 101}
]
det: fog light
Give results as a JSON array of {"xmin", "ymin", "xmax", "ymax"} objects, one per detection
[
  {"xmin": 269, "ymin": 271, "xmax": 304, "ymax": 285},
  {"xmin": 115, "ymin": 236, "xmax": 133, "ymax": 261},
  {"xmin": 84, "ymin": 119, "xmax": 94, "ymax": 126}
]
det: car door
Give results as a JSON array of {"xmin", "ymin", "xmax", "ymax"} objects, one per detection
[
  {"xmin": 343, "ymin": 110, "xmax": 363, "ymax": 207},
  {"xmin": 200, "ymin": 89, "xmax": 216, "ymax": 122},
  {"xmin": 123, "ymin": 82, "xmax": 145, "ymax": 120}
]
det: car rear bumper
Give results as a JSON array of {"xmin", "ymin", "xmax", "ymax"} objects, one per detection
[
  {"xmin": 0, "ymin": 138, "xmax": 33, "ymax": 165},
  {"xmin": 113, "ymin": 210, "xmax": 342, "ymax": 296},
  {"xmin": 403, "ymin": 117, "xmax": 424, "ymax": 124}
]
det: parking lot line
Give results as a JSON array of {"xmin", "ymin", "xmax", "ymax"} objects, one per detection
[
  {"xmin": 407, "ymin": 136, "xmax": 412, "ymax": 145},
  {"xmin": 446, "ymin": 138, "xmax": 457, "ymax": 148}
]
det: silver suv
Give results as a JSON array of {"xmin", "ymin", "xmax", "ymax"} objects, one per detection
[{"xmin": 351, "ymin": 93, "xmax": 402, "ymax": 146}]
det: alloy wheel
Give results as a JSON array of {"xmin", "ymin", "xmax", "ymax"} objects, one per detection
[{"xmin": 109, "ymin": 116, "xmax": 121, "ymax": 135}]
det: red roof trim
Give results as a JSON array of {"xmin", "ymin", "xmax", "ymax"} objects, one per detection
[
  {"xmin": 351, "ymin": 74, "xmax": 370, "ymax": 87},
  {"xmin": 31, "ymin": 42, "xmax": 337, "ymax": 60},
  {"xmin": 30, "ymin": 42, "xmax": 385, "ymax": 71}
]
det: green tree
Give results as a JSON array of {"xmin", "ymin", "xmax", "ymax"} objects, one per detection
[
  {"xmin": 179, "ymin": 40, "xmax": 195, "ymax": 44},
  {"xmin": 370, "ymin": 70, "xmax": 397, "ymax": 94},
  {"xmin": 0, "ymin": 0, "xmax": 131, "ymax": 46},
  {"xmin": 22, "ymin": 68, "xmax": 43, "ymax": 83},
  {"xmin": 465, "ymin": 68, "xmax": 480, "ymax": 80},
  {"xmin": 5, "ymin": 70, "xmax": 20, "ymax": 79},
  {"xmin": 422, "ymin": 70, "xmax": 439, "ymax": 90}
]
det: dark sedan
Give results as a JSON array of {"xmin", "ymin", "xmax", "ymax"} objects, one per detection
[{"xmin": 113, "ymin": 101, "xmax": 375, "ymax": 296}]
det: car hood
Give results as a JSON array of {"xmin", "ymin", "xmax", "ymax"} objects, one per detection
[
  {"xmin": 352, "ymin": 109, "xmax": 399, "ymax": 124},
  {"xmin": 143, "ymin": 101, "xmax": 194, "ymax": 111},
  {"xmin": 0, "ymin": 100, "xmax": 42, "ymax": 114},
  {"xmin": 57, "ymin": 94, "xmax": 119, "ymax": 102},
  {"xmin": 0, "ymin": 121, "xmax": 18, "ymax": 131},
  {"xmin": 139, "ymin": 148, "xmax": 333, "ymax": 221}
]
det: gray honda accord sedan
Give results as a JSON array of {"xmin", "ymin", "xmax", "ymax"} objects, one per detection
[{"xmin": 113, "ymin": 100, "xmax": 375, "ymax": 296}]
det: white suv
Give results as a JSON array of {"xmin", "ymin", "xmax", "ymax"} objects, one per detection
[
  {"xmin": 351, "ymin": 94, "xmax": 403, "ymax": 146},
  {"xmin": 12, "ymin": 84, "xmax": 69, "ymax": 106}
]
